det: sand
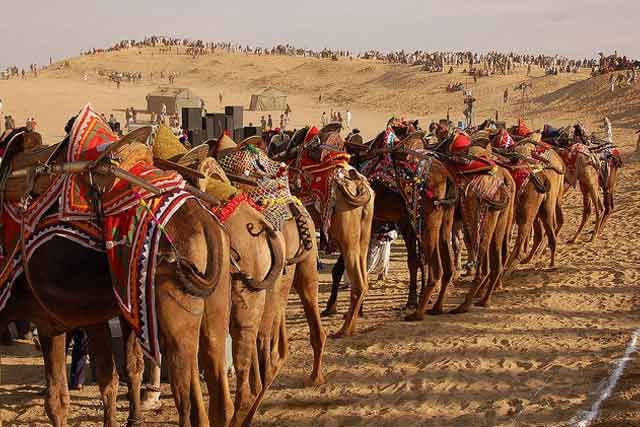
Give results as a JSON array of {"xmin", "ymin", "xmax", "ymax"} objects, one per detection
[{"xmin": 1, "ymin": 48, "xmax": 639, "ymax": 426}]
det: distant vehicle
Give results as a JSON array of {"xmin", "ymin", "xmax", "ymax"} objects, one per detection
[{"xmin": 0, "ymin": 71, "xmax": 9, "ymax": 80}]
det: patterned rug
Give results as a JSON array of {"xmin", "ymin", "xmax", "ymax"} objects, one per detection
[
  {"xmin": 293, "ymin": 150, "xmax": 352, "ymax": 238},
  {"xmin": 0, "ymin": 103, "xmax": 190, "ymax": 363},
  {"xmin": 218, "ymin": 144, "xmax": 298, "ymax": 230},
  {"xmin": 105, "ymin": 190, "xmax": 193, "ymax": 362}
]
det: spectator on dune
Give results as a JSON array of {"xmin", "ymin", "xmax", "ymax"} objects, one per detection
[
  {"xmin": 321, "ymin": 112, "xmax": 327, "ymax": 127},
  {"xmin": 346, "ymin": 109, "xmax": 352, "ymax": 129},
  {"xmin": 267, "ymin": 114, "xmax": 273, "ymax": 130},
  {"xmin": 260, "ymin": 115, "xmax": 267, "ymax": 131},
  {"xmin": 601, "ymin": 117, "xmax": 613, "ymax": 143}
]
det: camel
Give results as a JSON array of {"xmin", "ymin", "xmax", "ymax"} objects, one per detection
[
  {"xmin": 326, "ymin": 129, "xmax": 458, "ymax": 320},
  {"xmin": 451, "ymin": 165, "xmax": 516, "ymax": 312},
  {"xmin": 512, "ymin": 139, "xmax": 566, "ymax": 267},
  {"xmin": 0, "ymin": 128, "xmax": 230, "ymax": 427},
  {"xmin": 202, "ymin": 137, "xmax": 327, "ymax": 425},
  {"xmin": 0, "ymin": 198, "xmax": 229, "ymax": 427},
  {"xmin": 284, "ymin": 129, "xmax": 374, "ymax": 337},
  {"xmin": 555, "ymin": 143, "xmax": 604, "ymax": 243}
]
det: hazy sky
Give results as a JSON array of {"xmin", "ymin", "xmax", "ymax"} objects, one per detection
[{"xmin": 2, "ymin": 0, "xmax": 639, "ymax": 68}]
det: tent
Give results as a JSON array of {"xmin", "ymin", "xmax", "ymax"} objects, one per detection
[
  {"xmin": 146, "ymin": 87, "xmax": 202, "ymax": 115},
  {"xmin": 249, "ymin": 88, "xmax": 287, "ymax": 111}
]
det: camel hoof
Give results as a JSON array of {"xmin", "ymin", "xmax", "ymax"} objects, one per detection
[
  {"xmin": 331, "ymin": 329, "xmax": 353, "ymax": 339},
  {"xmin": 427, "ymin": 307, "xmax": 444, "ymax": 316},
  {"xmin": 305, "ymin": 374, "xmax": 326, "ymax": 387},
  {"xmin": 450, "ymin": 305, "xmax": 469, "ymax": 315},
  {"xmin": 404, "ymin": 312, "xmax": 424, "ymax": 322},
  {"xmin": 474, "ymin": 299, "xmax": 490, "ymax": 308},
  {"xmin": 320, "ymin": 306, "xmax": 338, "ymax": 317},
  {"xmin": 404, "ymin": 302, "xmax": 418, "ymax": 311}
]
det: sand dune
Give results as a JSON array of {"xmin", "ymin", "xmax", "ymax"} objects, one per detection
[{"xmin": 1, "ymin": 48, "xmax": 639, "ymax": 426}]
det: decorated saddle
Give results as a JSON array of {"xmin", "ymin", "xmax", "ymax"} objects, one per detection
[
  {"xmin": 0, "ymin": 104, "xmax": 191, "ymax": 363},
  {"xmin": 556, "ymin": 142, "xmax": 599, "ymax": 187},
  {"xmin": 288, "ymin": 129, "xmax": 355, "ymax": 238},
  {"xmin": 215, "ymin": 135, "xmax": 301, "ymax": 231}
]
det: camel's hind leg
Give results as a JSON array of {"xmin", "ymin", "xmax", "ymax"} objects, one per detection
[
  {"xmin": 321, "ymin": 255, "xmax": 344, "ymax": 316},
  {"xmin": 600, "ymin": 165, "xmax": 618, "ymax": 232},
  {"xmin": 568, "ymin": 183, "xmax": 592, "ymax": 244},
  {"xmin": 406, "ymin": 206, "xmax": 444, "ymax": 321},
  {"xmin": 429, "ymin": 206, "xmax": 456, "ymax": 315},
  {"xmin": 451, "ymin": 211, "xmax": 498, "ymax": 314},
  {"xmin": 200, "ymin": 281, "xmax": 234, "ymax": 427},
  {"xmin": 505, "ymin": 188, "xmax": 542, "ymax": 271},
  {"xmin": 41, "ymin": 333, "xmax": 71, "ymax": 427},
  {"xmin": 477, "ymin": 207, "xmax": 509, "ymax": 307},
  {"xmin": 226, "ymin": 281, "xmax": 265, "ymax": 427},
  {"xmin": 120, "ymin": 321, "xmax": 146, "ymax": 427},
  {"xmin": 293, "ymin": 252, "xmax": 327, "ymax": 386},
  {"xmin": 588, "ymin": 179, "xmax": 604, "ymax": 242},
  {"xmin": 86, "ymin": 323, "xmax": 119, "ymax": 427}
]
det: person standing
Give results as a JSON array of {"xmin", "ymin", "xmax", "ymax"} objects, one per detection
[
  {"xmin": 267, "ymin": 114, "xmax": 273, "ymax": 130},
  {"xmin": 260, "ymin": 115, "xmax": 267, "ymax": 132},
  {"xmin": 503, "ymin": 88, "xmax": 509, "ymax": 104},
  {"xmin": 346, "ymin": 109, "xmax": 352, "ymax": 129},
  {"xmin": 321, "ymin": 112, "xmax": 327, "ymax": 127},
  {"xmin": 0, "ymin": 98, "xmax": 3, "ymax": 133},
  {"xmin": 601, "ymin": 117, "xmax": 613, "ymax": 143},
  {"xmin": 68, "ymin": 329, "xmax": 89, "ymax": 390}
]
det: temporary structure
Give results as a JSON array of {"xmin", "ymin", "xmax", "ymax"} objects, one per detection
[
  {"xmin": 146, "ymin": 87, "xmax": 202, "ymax": 115},
  {"xmin": 249, "ymin": 88, "xmax": 287, "ymax": 111}
]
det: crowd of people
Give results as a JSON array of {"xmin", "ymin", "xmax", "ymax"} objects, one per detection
[{"xmin": 320, "ymin": 109, "xmax": 352, "ymax": 129}]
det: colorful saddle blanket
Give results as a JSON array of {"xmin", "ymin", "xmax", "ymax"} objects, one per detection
[
  {"xmin": 558, "ymin": 143, "xmax": 598, "ymax": 187},
  {"xmin": 0, "ymin": 103, "xmax": 189, "ymax": 363},
  {"xmin": 359, "ymin": 127, "xmax": 435, "ymax": 233},
  {"xmin": 217, "ymin": 144, "xmax": 299, "ymax": 230},
  {"xmin": 291, "ymin": 150, "xmax": 352, "ymax": 238}
]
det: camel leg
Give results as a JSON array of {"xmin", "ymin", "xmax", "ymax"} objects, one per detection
[
  {"xmin": 41, "ymin": 333, "xmax": 71, "ymax": 427},
  {"xmin": 334, "ymin": 249, "xmax": 367, "ymax": 337},
  {"xmin": 589, "ymin": 179, "xmax": 604, "ymax": 242},
  {"xmin": 156, "ymin": 280, "xmax": 208, "ymax": 427},
  {"xmin": 505, "ymin": 191, "xmax": 540, "ymax": 271},
  {"xmin": 407, "ymin": 208, "xmax": 444, "ymax": 321},
  {"xmin": 540, "ymin": 201, "xmax": 558, "ymax": 267},
  {"xmin": 429, "ymin": 207, "xmax": 456, "ymax": 315},
  {"xmin": 402, "ymin": 225, "xmax": 419, "ymax": 309},
  {"xmin": 141, "ymin": 358, "xmax": 162, "ymax": 412},
  {"xmin": 556, "ymin": 188, "xmax": 565, "ymax": 235},
  {"xmin": 451, "ymin": 213, "xmax": 497, "ymax": 314},
  {"xmin": 321, "ymin": 255, "xmax": 344, "ymax": 316},
  {"xmin": 477, "ymin": 209, "xmax": 508, "ymax": 307},
  {"xmin": 200, "ymin": 280, "xmax": 234, "ymax": 427},
  {"xmin": 568, "ymin": 183, "xmax": 591, "ymax": 244},
  {"xmin": 227, "ymin": 280, "xmax": 264, "ymax": 427},
  {"xmin": 522, "ymin": 217, "xmax": 544, "ymax": 264},
  {"xmin": 250, "ymin": 302, "xmax": 289, "ymax": 426},
  {"xmin": 85, "ymin": 323, "xmax": 119, "ymax": 427},
  {"xmin": 293, "ymin": 253, "xmax": 327, "ymax": 386},
  {"xmin": 120, "ymin": 321, "xmax": 145, "ymax": 427},
  {"xmin": 598, "ymin": 167, "xmax": 617, "ymax": 235}
]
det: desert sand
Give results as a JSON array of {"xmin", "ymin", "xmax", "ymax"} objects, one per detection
[{"xmin": 1, "ymin": 48, "xmax": 639, "ymax": 426}]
